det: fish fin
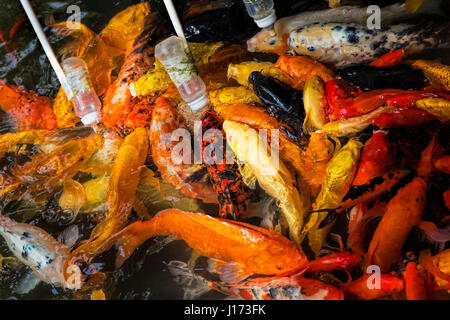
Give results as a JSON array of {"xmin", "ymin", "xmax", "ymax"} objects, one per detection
[
  {"xmin": 208, "ymin": 259, "xmax": 250, "ymax": 284},
  {"xmin": 167, "ymin": 260, "xmax": 211, "ymax": 300},
  {"xmin": 417, "ymin": 220, "xmax": 438, "ymax": 232},
  {"xmin": 302, "ymin": 110, "xmax": 315, "ymax": 135},
  {"xmin": 219, "ymin": 263, "xmax": 251, "ymax": 284},
  {"xmin": 188, "ymin": 250, "xmax": 201, "ymax": 272},
  {"xmin": 14, "ymin": 270, "xmax": 41, "ymax": 295}
]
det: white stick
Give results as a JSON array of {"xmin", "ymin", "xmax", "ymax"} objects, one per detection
[
  {"xmin": 162, "ymin": 0, "xmax": 186, "ymax": 41},
  {"xmin": 19, "ymin": 0, "xmax": 73, "ymax": 98}
]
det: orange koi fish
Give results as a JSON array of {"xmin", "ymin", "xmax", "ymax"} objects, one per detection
[
  {"xmin": 364, "ymin": 177, "xmax": 427, "ymax": 272},
  {"xmin": 0, "ymin": 80, "xmax": 57, "ymax": 131},
  {"xmin": 369, "ymin": 49, "xmax": 405, "ymax": 68},
  {"xmin": 150, "ymin": 97, "xmax": 218, "ymax": 204},
  {"xmin": 404, "ymin": 261, "xmax": 427, "ymax": 300},
  {"xmin": 343, "ymin": 273, "xmax": 404, "ymax": 300},
  {"xmin": 97, "ymin": 209, "xmax": 309, "ymax": 283},
  {"xmin": 274, "ymin": 55, "xmax": 333, "ymax": 90},
  {"xmin": 102, "ymin": 27, "xmax": 162, "ymax": 133}
]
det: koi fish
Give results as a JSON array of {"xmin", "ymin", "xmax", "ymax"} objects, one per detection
[
  {"xmin": 248, "ymin": 71, "xmax": 304, "ymax": 133},
  {"xmin": 364, "ymin": 177, "xmax": 427, "ymax": 272},
  {"xmin": 345, "ymin": 131, "xmax": 393, "ymax": 255},
  {"xmin": 302, "ymin": 75, "xmax": 328, "ymax": 133},
  {"xmin": 416, "ymin": 97, "xmax": 450, "ymax": 121},
  {"xmin": 0, "ymin": 135, "xmax": 102, "ymax": 202},
  {"xmin": 300, "ymin": 132, "xmax": 336, "ymax": 196},
  {"xmin": 404, "ymin": 261, "xmax": 427, "ymax": 300},
  {"xmin": 288, "ymin": 21, "xmax": 450, "ymax": 67},
  {"xmin": 0, "ymin": 213, "xmax": 82, "ymax": 291},
  {"xmin": 275, "ymin": 55, "xmax": 333, "ymax": 91},
  {"xmin": 94, "ymin": 209, "xmax": 309, "ymax": 283},
  {"xmin": 324, "ymin": 79, "xmax": 406, "ymax": 121},
  {"xmin": 64, "ymin": 128, "xmax": 148, "ymax": 272},
  {"xmin": 353, "ymin": 131, "xmax": 392, "ymax": 186},
  {"xmin": 409, "ymin": 60, "xmax": 450, "ymax": 90},
  {"xmin": 305, "ymin": 139, "xmax": 362, "ymax": 255},
  {"xmin": 372, "ymin": 107, "xmax": 437, "ymax": 128},
  {"xmin": 0, "ymin": 80, "xmax": 57, "ymax": 131},
  {"xmin": 247, "ymin": 3, "xmax": 421, "ymax": 54},
  {"xmin": 149, "ymin": 97, "xmax": 218, "ymax": 204},
  {"xmin": 223, "ymin": 120, "xmax": 309, "ymax": 245},
  {"xmin": 102, "ymin": 21, "xmax": 163, "ymax": 133},
  {"xmin": 322, "ymin": 106, "xmax": 394, "ymax": 137},
  {"xmin": 0, "ymin": 129, "xmax": 54, "ymax": 159},
  {"xmin": 343, "ymin": 273, "xmax": 404, "ymax": 300},
  {"xmin": 201, "ymin": 110, "xmax": 250, "ymax": 218},
  {"xmin": 213, "ymin": 103, "xmax": 306, "ymax": 177},
  {"xmin": 369, "ymin": 49, "xmax": 405, "ymax": 68}
]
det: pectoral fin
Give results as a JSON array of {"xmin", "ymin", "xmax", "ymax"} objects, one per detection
[{"xmin": 208, "ymin": 259, "xmax": 251, "ymax": 284}]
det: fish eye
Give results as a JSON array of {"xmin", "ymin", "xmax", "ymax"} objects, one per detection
[{"xmin": 269, "ymin": 40, "xmax": 276, "ymax": 45}]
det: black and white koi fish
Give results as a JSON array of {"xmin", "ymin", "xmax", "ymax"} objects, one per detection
[
  {"xmin": 288, "ymin": 21, "xmax": 450, "ymax": 67},
  {"xmin": 0, "ymin": 214, "xmax": 82, "ymax": 292},
  {"xmin": 246, "ymin": 1, "xmax": 442, "ymax": 54}
]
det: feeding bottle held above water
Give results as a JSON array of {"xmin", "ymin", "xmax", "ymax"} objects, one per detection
[
  {"xmin": 155, "ymin": 36, "xmax": 209, "ymax": 111},
  {"xmin": 61, "ymin": 57, "xmax": 102, "ymax": 126},
  {"xmin": 243, "ymin": 0, "xmax": 277, "ymax": 29}
]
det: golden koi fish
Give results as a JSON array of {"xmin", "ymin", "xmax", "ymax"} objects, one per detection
[
  {"xmin": 305, "ymin": 139, "xmax": 363, "ymax": 255},
  {"xmin": 223, "ymin": 120, "xmax": 309, "ymax": 245}
]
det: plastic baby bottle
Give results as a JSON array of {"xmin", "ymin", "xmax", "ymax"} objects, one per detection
[
  {"xmin": 242, "ymin": 0, "xmax": 277, "ymax": 29},
  {"xmin": 155, "ymin": 36, "xmax": 209, "ymax": 111},
  {"xmin": 61, "ymin": 57, "xmax": 102, "ymax": 126}
]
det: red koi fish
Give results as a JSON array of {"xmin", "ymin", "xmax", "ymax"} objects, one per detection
[
  {"xmin": 364, "ymin": 177, "xmax": 427, "ymax": 272},
  {"xmin": 353, "ymin": 131, "xmax": 392, "ymax": 186}
]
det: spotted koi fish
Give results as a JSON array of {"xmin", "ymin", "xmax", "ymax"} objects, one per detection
[
  {"xmin": 0, "ymin": 213, "xmax": 81, "ymax": 290},
  {"xmin": 201, "ymin": 110, "xmax": 250, "ymax": 219}
]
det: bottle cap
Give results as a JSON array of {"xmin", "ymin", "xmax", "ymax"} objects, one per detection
[
  {"xmin": 188, "ymin": 94, "xmax": 209, "ymax": 111},
  {"xmin": 81, "ymin": 112, "xmax": 99, "ymax": 125},
  {"xmin": 255, "ymin": 10, "xmax": 277, "ymax": 29}
]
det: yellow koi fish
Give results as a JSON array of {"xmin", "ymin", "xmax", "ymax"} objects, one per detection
[{"xmin": 305, "ymin": 139, "xmax": 363, "ymax": 255}]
